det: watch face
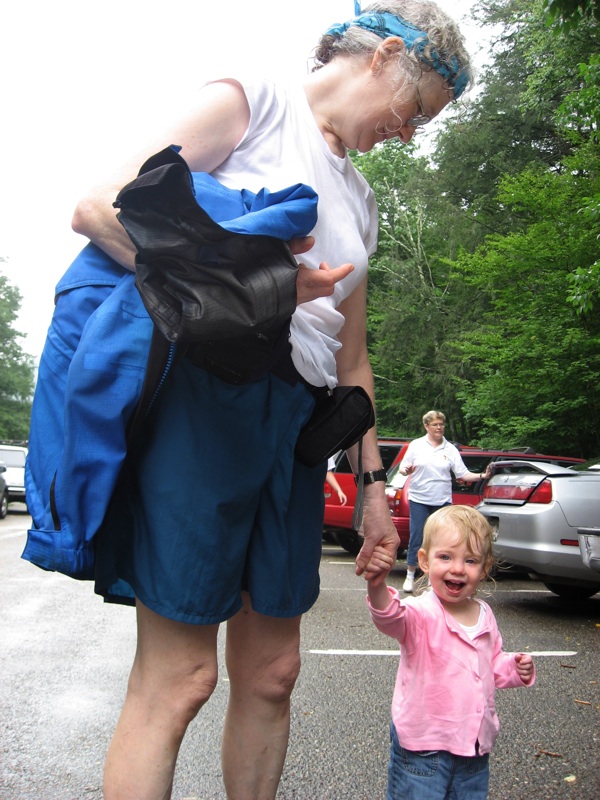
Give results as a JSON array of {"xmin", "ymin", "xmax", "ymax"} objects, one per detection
[{"xmin": 363, "ymin": 469, "xmax": 386, "ymax": 484}]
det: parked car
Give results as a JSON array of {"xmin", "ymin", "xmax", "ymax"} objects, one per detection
[
  {"xmin": 0, "ymin": 465, "xmax": 8, "ymax": 519},
  {"xmin": 323, "ymin": 438, "xmax": 410, "ymax": 554},
  {"xmin": 385, "ymin": 446, "xmax": 585, "ymax": 553},
  {"xmin": 0, "ymin": 443, "xmax": 28, "ymax": 506},
  {"xmin": 477, "ymin": 459, "xmax": 600, "ymax": 600},
  {"xmin": 576, "ymin": 458, "xmax": 600, "ymax": 575},
  {"xmin": 578, "ymin": 527, "xmax": 600, "ymax": 574}
]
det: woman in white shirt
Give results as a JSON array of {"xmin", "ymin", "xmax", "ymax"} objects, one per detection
[
  {"xmin": 72, "ymin": 4, "xmax": 473, "ymax": 798},
  {"xmin": 399, "ymin": 410, "xmax": 491, "ymax": 592}
]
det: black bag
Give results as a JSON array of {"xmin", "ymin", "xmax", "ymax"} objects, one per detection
[
  {"xmin": 295, "ymin": 385, "xmax": 375, "ymax": 468},
  {"xmin": 113, "ymin": 147, "xmax": 299, "ymax": 384}
]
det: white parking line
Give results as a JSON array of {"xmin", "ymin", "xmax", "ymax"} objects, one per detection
[
  {"xmin": 0, "ymin": 527, "xmax": 28, "ymax": 540},
  {"xmin": 309, "ymin": 649, "xmax": 577, "ymax": 657},
  {"xmin": 527, "ymin": 652, "xmax": 578, "ymax": 657}
]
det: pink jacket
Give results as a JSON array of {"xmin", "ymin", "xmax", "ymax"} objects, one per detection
[{"xmin": 368, "ymin": 588, "xmax": 535, "ymax": 756}]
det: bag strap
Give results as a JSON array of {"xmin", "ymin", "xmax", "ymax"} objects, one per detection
[{"xmin": 351, "ymin": 438, "xmax": 365, "ymax": 532}]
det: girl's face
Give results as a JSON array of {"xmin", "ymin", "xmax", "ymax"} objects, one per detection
[{"xmin": 418, "ymin": 524, "xmax": 488, "ymax": 611}]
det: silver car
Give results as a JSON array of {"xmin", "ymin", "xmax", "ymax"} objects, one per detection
[
  {"xmin": 0, "ymin": 444, "xmax": 27, "ymax": 505},
  {"xmin": 477, "ymin": 460, "xmax": 600, "ymax": 600}
]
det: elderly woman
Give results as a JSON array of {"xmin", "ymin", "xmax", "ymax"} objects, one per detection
[{"xmin": 72, "ymin": 2, "xmax": 472, "ymax": 798}]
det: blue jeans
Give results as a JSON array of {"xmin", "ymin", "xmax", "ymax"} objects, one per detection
[
  {"xmin": 387, "ymin": 723, "xmax": 490, "ymax": 800},
  {"xmin": 406, "ymin": 500, "xmax": 450, "ymax": 568}
]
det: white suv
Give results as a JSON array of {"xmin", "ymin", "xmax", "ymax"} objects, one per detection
[{"xmin": 0, "ymin": 444, "xmax": 28, "ymax": 506}]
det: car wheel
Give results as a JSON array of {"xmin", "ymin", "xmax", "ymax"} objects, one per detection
[
  {"xmin": 322, "ymin": 528, "xmax": 337, "ymax": 545},
  {"xmin": 333, "ymin": 529, "xmax": 362, "ymax": 556},
  {"xmin": 0, "ymin": 491, "xmax": 8, "ymax": 519},
  {"xmin": 542, "ymin": 581, "xmax": 600, "ymax": 600}
]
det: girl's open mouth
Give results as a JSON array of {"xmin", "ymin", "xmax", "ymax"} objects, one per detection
[{"xmin": 444, "ymin": 580, "xmax": 465, "ymax": 593}]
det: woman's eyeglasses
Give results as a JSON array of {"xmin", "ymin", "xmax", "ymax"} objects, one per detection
[
  {"xmin": 376, "ymin": 86, "xmax": 431, "ymax": 136},
  {"xmin": 405, "ymin": 86, "xmax": 431, "ymax": 128}
]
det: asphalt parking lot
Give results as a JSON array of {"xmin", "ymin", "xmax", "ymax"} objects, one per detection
[{"xmin": 2, "ymin": 511, "xmax": 599, "ymax": 799}]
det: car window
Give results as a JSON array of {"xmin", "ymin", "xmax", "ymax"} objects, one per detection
[
  {"xmin": 332, "ymin": 443, "xmax": 403, "ymax": 474},
  {"xmin": 0, "ymin": 448, "xmax": 26, "ymax": 468},
  {"xmin": 379, "ymin": 444, "xmax": 404, "ymax": 470},
  {"xmin": 451, "ymin": 456, "xmax": 491, "ymax": 494},
  {"xmin": 334, "ymin": 452, "xmax": 352, "ymax": 473},
  {"xmin": 386, "ymin": 463, "xmax": 407, "ymax": 489}
]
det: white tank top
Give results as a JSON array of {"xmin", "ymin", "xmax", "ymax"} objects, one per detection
[{"xmin": 210, "ymin": 78, "xmax": 379, "ymax": 387}]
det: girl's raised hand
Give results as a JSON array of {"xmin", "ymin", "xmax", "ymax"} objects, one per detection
[{"xmin": 515, "ymin": 653, "xmax": 535, "ymax": 684}]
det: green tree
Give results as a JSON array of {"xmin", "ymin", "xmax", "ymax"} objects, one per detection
[
  {"xmin": 0, "ymin": 269, "xmax": 34, "ymax": 440},
  {"xmin": 353, "ymin": 0, "xmax": 600, "ymax": 452},
  {"xmin": 544, "ymin": 0, "xmax": 600, "ymax": 28},
  {"xmin": 559, "ymin": 54, "xmax": 600, "ymax": 313},
  {"xmin": 450, "ymin": 165, "xmax": 600, "ymax": 456},
  {"xmin": 353, "ymin": 140, "xmax": 489, "ymax": 441}
]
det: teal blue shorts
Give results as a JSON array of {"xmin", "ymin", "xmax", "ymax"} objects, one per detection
[{"xmin": 95, "ymin": 358, "xmax": 326, "ymax": 624}]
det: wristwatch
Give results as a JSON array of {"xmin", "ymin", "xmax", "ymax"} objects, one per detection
[{"xmin": 355, "ymin": 468, "xmax": 387, "ymax": 486}]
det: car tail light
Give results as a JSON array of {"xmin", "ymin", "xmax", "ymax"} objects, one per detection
[
  {"xmin": 387, "ymin": 488, "xmax": 403, "ymax": 512},
  {"xmin": 484, "ymin": 476, "xmax": 552, "ymax": 504},
  {"xmin": 528, "ymin": 479, "xmax": 553, "ymax": 504}
]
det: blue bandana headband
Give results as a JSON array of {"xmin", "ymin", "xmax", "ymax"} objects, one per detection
[{"xmin": 325, "ymin": 10, "xmax": 468, "ymax": 98}]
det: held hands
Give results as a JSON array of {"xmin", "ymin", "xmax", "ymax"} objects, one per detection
[
  {"xmin": 364, "ymin": 546, "xmax": 396, "ymax": 610},
  {"xmin": 355, "ymin": 494, "xmax": 400, "ymax": 587},
  {"xmin": 515, "ymin": 653, "xmax": 535, "ymax": 684},
  {"xmin": 363, "ymin": 545, "xmax": 395, "ymax": 581},
  {"xmin": 288, "ymin": 236, "xmax": 354, "ymax": 305}
]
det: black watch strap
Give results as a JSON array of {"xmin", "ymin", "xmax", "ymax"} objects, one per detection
[{"xmin": 355, "ymin": 468, "xmax": 387, "ymax": 486}]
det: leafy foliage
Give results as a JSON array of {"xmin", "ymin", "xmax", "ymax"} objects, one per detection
[
  {"xmin": 544, "ymin": 0, "xmax": 600, "ymax": 29},
  {"xmin": 0, "ymin": 270, "xmax": 34, "ymax": 440},
  {"xmin": 353, "ymin": 0, "xmax": 600, "ymax": 456}
]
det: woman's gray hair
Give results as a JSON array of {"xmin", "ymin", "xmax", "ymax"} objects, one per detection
[{"xmin": 312, "ymin": 0, "xmax": 473, "ymax": 99}]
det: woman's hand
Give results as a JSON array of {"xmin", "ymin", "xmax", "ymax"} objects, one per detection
[
  {"xmin": 296, "ymin": 262, "xmax": 354, "ymax": 304},
  {"xmin": 288, "ymin": 236, "xmax": 354, "ymax": 305},
  {"xmin": 355, "ymin": 490, "xmax": 400, "ymax": 587},
  {"xmin": 336, "ymin": 488, "xmax": 348, "ymax": 506}
]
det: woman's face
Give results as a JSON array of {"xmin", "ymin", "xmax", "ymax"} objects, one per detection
[
  {"xmin": 424, "ymin": 417, "xmax": 445, "ymax": 442},
  {"xmin": 350, "ymin": 66, "xmax": 451, "ymax": 153}
]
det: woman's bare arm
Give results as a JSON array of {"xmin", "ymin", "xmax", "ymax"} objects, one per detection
[
  {"xmin": 71, "ymin": 80, "xmax": 251, "ymax": 269},
  {"xmin": 335, "ymin": 279, "xmax": 400, "ymax": 581}
]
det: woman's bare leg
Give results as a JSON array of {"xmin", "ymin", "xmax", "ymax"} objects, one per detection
[
  {"xmin": 103, "ymin": 600, "xmax": 220, "ymax": 800},
  {"xmin": 222, "ymin": 593, "xmax": 302, "ymax": 800}
]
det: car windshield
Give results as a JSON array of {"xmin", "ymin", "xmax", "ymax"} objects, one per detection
[
  {"xmin": 386, "ymin": 463, "xmax": 407, "ymax": 489},
  {"xmin": 0, "ymin": 449, "xmax": 26, "ymax": 468}
]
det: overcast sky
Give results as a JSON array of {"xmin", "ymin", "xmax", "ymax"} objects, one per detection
[{"xmin": 1, "ymin": 0, "xmax": 485, "ymax": 362}]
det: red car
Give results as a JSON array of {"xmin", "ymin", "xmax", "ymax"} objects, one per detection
[
  {"xmin": 326, "ymin": 443, "xmax": 585, "ymax": 556},
  {"xmin": 323, "ymin": 438, "xmax": 409, "ymax": 554}
]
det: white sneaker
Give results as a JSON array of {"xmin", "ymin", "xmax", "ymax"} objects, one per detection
[{"xmin": 403, "ymin": 573, "xmax": 415, "ymax": 593}]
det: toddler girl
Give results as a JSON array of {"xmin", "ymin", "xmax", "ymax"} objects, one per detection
[{"xmin": 365, "ymin": 504, "xmax": 535, "ymax": 799}]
